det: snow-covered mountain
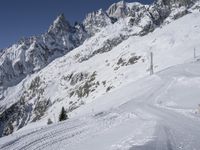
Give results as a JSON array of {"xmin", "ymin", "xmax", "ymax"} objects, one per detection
[
  {"xmin": 0, "ymin": 0, "xmax": 200, "ymax": 141},
  {"xmin": 0, "ymin": 14, "xmax": 87, "ymax": 89}
]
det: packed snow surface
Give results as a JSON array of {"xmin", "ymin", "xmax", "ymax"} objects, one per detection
[{"xmin": 1, "ymin": 60, "xmax": 200, "ymax": 150}]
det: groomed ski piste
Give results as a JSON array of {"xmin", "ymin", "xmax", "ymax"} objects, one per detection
[
  {"xmin": 1, "ymin": 60, "xmax": 200, "ymax": 150},
  {"xmin": 1, "ymin": 10, "xmax": 200, "ymax": 150}
]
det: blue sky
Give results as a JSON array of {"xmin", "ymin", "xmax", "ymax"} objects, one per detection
[{"xmin": 0, "ymin": 0, "xmax": 154, "ymax": 49}]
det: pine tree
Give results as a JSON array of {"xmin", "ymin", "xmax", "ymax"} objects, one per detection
[
  {"xmin": 47, "ymin": 118, "xmax": 53, "ymax": 125},
  {"xmin": 59, "ymin": 107, "xmax": 68, "ymax": 121}
]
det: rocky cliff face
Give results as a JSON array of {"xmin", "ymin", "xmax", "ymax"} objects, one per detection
[
  {"xmin": 156, "ymin": 0, "xmax": 196, "ymax": 7},
  {"xmin": 0, "ymin": 14, "xmax": 87, "ymax": 90},
  {"xmin": 107, "ymin": 1, "xmax": 129, "ymax": 19},
  {"xmin": 0, "ymin": 0, "xmax": 199, "ymax": 137},
  {"xmin": 83, "ymin": 9, "xmax": 112, "ymax": 36}
]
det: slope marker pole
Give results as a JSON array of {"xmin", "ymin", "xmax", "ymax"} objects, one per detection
[
  {"xmin": 150, "ymin": 52, "xmax": 154, "ymax": 75},
  {"xmin": 194, "ymin": 48, "xmax": 196, "ymax": 60}
]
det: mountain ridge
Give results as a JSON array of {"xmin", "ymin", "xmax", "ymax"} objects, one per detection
[
  {"xmin": 0, "ymin": 0, "xmax": 196, "ymax": 89},
  {"xmin": 0, "ymin": 0, "xmax": 200, "ymax": 137}
]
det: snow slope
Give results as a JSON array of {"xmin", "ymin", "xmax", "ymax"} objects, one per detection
[{"xmin": 0, "ymin": 58, "xmax": 200, "ymax": 150}]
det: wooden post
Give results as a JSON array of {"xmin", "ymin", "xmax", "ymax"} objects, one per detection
[{"xmin": 150, "ymin": 52, "xmax": 154, "ymax": 75}]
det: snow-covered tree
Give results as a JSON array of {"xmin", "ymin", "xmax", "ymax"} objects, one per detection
[
  {"xmin": 59, "ymin": 107, "xmax": 68, "ymax": 122},
  {"xmin": 47, "ymin": 118, "xmax": 53, "ymax": 125}
]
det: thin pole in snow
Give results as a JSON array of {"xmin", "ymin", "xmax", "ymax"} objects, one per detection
[
  {"xmin": 53, "ymin": 113, "xmax": 56, "ymax": 123},
  {"xmin": 194, "ymin": 48, "xmax": 196, "ymax": 60},
  {"xmin": 150, "ymin": 52, "xmax": 154, "ymax": 75}
]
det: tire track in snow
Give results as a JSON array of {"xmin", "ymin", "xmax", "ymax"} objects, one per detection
[
  {"xmin": 0, "ymin": 119, "xmax": 86, "ymax": 150},
  {"xmin": 0, "ymin": 111, "xmax": 134, "ymax": 150}
]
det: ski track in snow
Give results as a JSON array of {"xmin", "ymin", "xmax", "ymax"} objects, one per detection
[
  {"xmin": 1, "ymin": 62, "xmax": 200, "ymax": 150},
  {"xmin": 126, "ymin": 64, "xmax": 200, "ymax": 150}
]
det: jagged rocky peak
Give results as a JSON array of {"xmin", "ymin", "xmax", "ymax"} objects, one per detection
[
  {"xmin": 46, "ymin": 13, "xmax": 88, "ymax": 44},
  {"xmin": 83, "ymin": 9, "xmax": 112, "ymax": 35},
  {"xmin": 156, "ymin": 0, "xmax": 196, "ymax": 7},
  {"xmin": 48, "ymin": 13, "xmax": 72, "ymax": 34},
  {"xmin": 106, "ymin": 0, "xmax": 129, "ymax": 19},
  {"xmin": 0, "ymin": 13, "xmax": 88, "ymax": 88},
  {"xmin": 44, "ymin": 13, "xmax": 85, "ymax": 51},
  {"xmin": 106, "ymin": 1, "xmax": 152, "ymax": 23}
]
